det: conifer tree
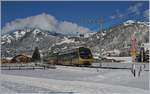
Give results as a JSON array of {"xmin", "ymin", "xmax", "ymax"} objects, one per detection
[{"xmin": 32, "ymin": 47, "xmax": 41, "ymax": 62}]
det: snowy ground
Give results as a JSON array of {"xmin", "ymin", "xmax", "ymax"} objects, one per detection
[
  {"xmin": 105, "ymin": 57, "xmax": 132, "ymax": 63},
  {"xmin": 1, "ymin": 65, "xmax": 149, "ymax": 94}
]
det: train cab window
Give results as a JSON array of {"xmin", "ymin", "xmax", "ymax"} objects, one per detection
[{"xmin": 79, "ymin": 47, "xmax": 92, "ymax": 59}]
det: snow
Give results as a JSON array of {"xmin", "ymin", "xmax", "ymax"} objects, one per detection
[
  {"xmin": 26, "ymin": 28, "xmax": 31, "ymax": 32},
  {"xmin": 105, "ymin": 57, "xmax": 132, "ymax": 63},
  {"xmin": 84, "ymin": 32, "xmax": 96, "ymax": 38},
  {"xmin": 123, "ymin": 20, "xmax": 149, "ymax": 27},
  {"xmin": 62, "ymin": 46, "xmax": 67, "ymax": 50},
  {"xmin": 36, "ymin": 37, "xmax": 40, "ymax": 42},
  {"xmin": 14, "ymin": 30, "xmax": 26, "ymax": 40},
  {"xmin": 142, "ymin": 43, "xmax": 150, "ymax": 50},
  {"xmin": 101, "ymin": 32, "xmax": 106, "ymax": 36},
  {"xmin": 2, "ymin": 34, "xmax": 8, "ymax": 38},
  {"xmin": 1, "ymin": 42, "xmax": 5, "ymax": 44},
  {"xmin": 124, "ymin": 20, "xmax": 135, "ymax": 24},
  {"xmin": 1, "ymin": 29, "xmax": 36, "ymax": 44},
  {"xmin": 20, "ymin": 30, "xmax": 26, "ymax": 35},
  {"xmin": 93, "ymin": 53, "xmax": 100, "ymax": 59},
  {"xmin": 44, "ymin": 33, "xmax": 48, "ymax": 36},
  {"xmin": 90, "ymin": 38, "xmax": 93, "ymax": 40},
  {"xmin": 33, "ymin": 28, "xmax": 41, "ymax": 35},
  {"xmin": 124, "ymin": 20, "xmax": 135, "ymax": 26},
  {"xmin": 56, "ymin": 37, "xmax": 75, "ymax": 45},
  {"xmin": 1, "ymin": 65, "xmax": 149, "ymax": 94},
  {"xmin": 5, "ymin": 57, "xmax": 13, "ymax": 60},
  {"xmin": 2, "ymin": 34, "xmax": 14, "ymax": 44},
  {"xmin": 6, "ymin": 38, "xmax": 11, "ymax": 43},
  {"xmin": 102, "ymin": 49, "xmax": 121, "ymax": 56},
  {"xmin": 96, "ymin": 35, "xmax": 99, "ymax": 39},
  {"xmin": 137, "ymin": 21, "xmax": 150, "ymax": 27},
  {"xmin": 126, "ymin": 20, "xmax": 135, "ymax": 23}
]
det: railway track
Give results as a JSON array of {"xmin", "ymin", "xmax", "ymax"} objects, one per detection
[{"xmin": 57, "ymin": 62, "xmax": 149, "ymax": 71}]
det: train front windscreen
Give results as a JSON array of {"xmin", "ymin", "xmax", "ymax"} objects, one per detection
[{"xmin": 79, "ymin": 47, "xmax": 93, "ymax": 59}]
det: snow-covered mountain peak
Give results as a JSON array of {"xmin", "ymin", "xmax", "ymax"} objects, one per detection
[
  {"xmin": 125, "ymin": 20, "xmax": 135, "ymax": 23},
  {"xmin": 137, "ymin": 21, "xmax": 150, "ymax": 27},
  {"xmin": 123, "ymin": 20, "xmax": 149, "ymax": 27},
  {"xmin": 123, "ymin": 20, "xmax": 135, "ymax": 26}
]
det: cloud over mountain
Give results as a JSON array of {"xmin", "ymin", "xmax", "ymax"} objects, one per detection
[
  {"xmin": 128, "ymin": 3, "xmax": 144, "ymax": 15},
  {"xmin": 144, "ymin": 9, "xmax": 149, "ymax": 20},
  {"xmin": 2, "ymin": 13, "xmax": 91, "ymax": 36},
  {"xmin": 109, "ymin": 2, "xmax": 145, "ymax": 20}
]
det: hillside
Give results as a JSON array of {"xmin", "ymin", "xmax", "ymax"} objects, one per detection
[{"xmin": 87, "ymin": 20, "xmax": 149, "ymax": 57}]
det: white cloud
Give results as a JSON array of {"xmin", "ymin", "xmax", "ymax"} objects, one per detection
[
  {"xmin": 2, "ymin": 13, "xmax": 91, "ymax": 36},
  {"xmin": 110, "ymin": 3, "xmax": 144, "ymax": 20},
  {"xmin": 128, "ymin": 3, "xmax": 144, "ymax": 15},
  {"xmin": 116, "ymin": 9, "xmax": 124, "ymax": 18},
  {"xmin": 110, "ymin": 15, "xmax": 116, "ymax": 19},
  {"xmin": 58, "ymin": 21, "xmax": 90, "ymax": 36},
  {"xmin": 110, "ymin": 9, "xmax": 124, "ymax": 20},
  {"xmin": 2, "ymin": 13, "xmax": 58, "ymax": 34},
  {"xmin": 144, "ymin": 9, "xmax": 149, "ymax": 20}
]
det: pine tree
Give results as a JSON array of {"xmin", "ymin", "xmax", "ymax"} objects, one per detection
[{"xmin": 32, "ymin": 47, "xmax": 41, "ymax": 62}]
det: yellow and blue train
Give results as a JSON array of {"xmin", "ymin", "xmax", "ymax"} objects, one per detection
[{"xmin": 48, "ymin": 47, "xmax": 93, "ymax": 66}]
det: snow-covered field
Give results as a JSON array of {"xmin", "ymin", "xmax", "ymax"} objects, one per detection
[
  {"xmin": 105, "ymin": 57, "xmax": 132, "ymax": 63},
  {"xmin": 1, "ymin": 65, "xmax": 149, "ymax": 94}
]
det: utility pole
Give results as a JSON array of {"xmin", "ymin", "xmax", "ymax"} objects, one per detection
[
  {"xmin": 87, "ymin": 16, "xmax": 104, "ymax": 67},
  {"xmin": 85, "ymin": 16, "xmax": 103, "ymax": 32},
  {"xmin": 80, "ymin": 16, "xmax": 104, "ymax": 68},
  {"xmin": 99, "ymin": 17, "xmax": 103, "ymax": 68},
  {"xmin": 99, "ymin": 17, "xmax": 103, "ymax": 32}
]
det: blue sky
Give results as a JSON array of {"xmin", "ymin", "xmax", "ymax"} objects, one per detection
[{"xmin": 1, "ymin": 1, "xmax": 149, "ymax": 31}]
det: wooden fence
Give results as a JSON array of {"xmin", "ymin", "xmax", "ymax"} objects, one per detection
[{"xmin": 1, "ymin": 63, "xmax": 56, "ymax": 70}]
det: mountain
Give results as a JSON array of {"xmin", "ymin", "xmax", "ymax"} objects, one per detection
[
  {"xmin": 1, "ymin": 28, "xmax": 63, "ymax": 57},
  {"xmin": 1, "ymin": 18, "xmax": 149, "ymax": 58},
  {"xmin": 87, "ymin": 20, "xmax": 149, "ymax": 57}
]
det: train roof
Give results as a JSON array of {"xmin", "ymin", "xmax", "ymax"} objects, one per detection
[{"xmin": 58, "ymin": 46, "xmax": 88, "ymax": 55}]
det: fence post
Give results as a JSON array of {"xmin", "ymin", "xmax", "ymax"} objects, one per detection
[
  {"xmin": 131, "ymin": 64, "xmax": 136, "ymax": 77},
  {"xmin": 33, "ymin": 66, "xmax": 34, "ymax": 70},
  {"xmin": 19, "ymin": 66, "xmax": 21, "ymax": 70},
  {"xmin": 9, "ymin": 66, "xmax": 10, "ymax": 70}
]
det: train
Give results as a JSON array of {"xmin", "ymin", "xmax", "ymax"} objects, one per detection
[{"xmin": 48, "ymin": 47, "xmax": 94, "ymax": 66}]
